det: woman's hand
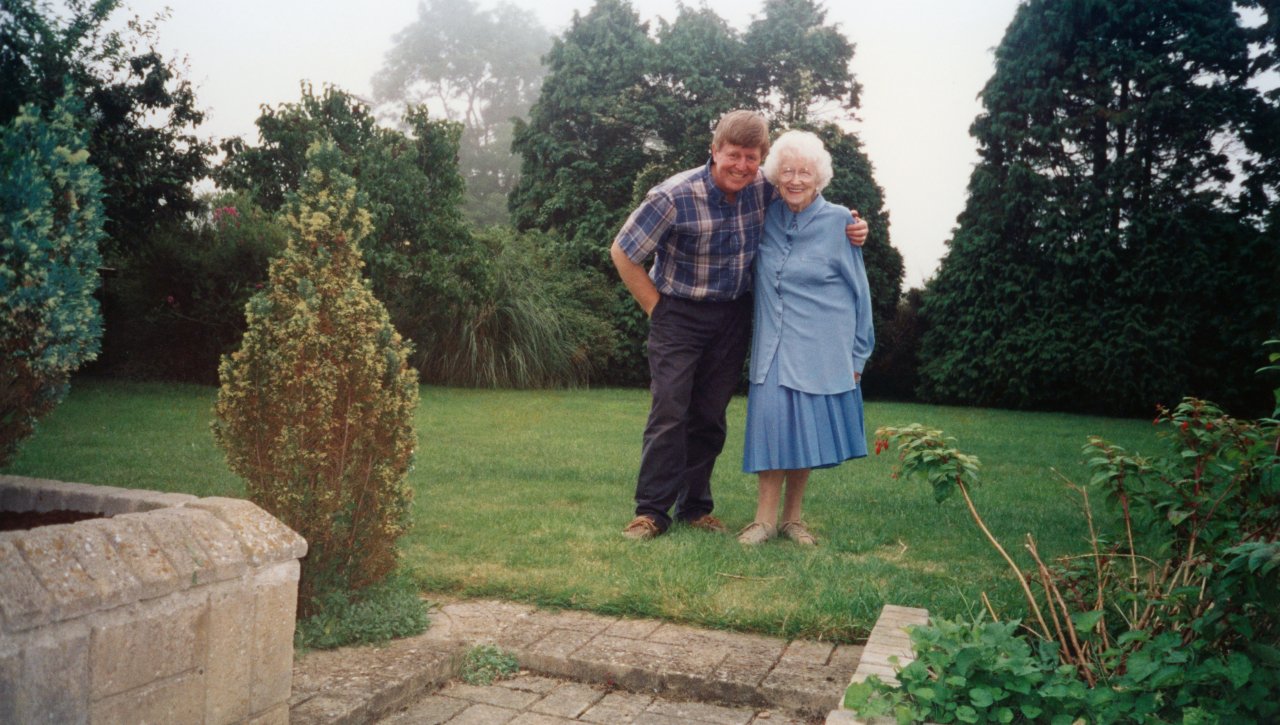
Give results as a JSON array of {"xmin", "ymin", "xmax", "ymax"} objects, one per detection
[{"xmin": 846, "ymin": 212, "xmax": 869, "ymax": 247}]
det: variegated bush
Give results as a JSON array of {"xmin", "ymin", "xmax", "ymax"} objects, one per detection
[{"xmin": 213, "ymin": 140, "xmax": 419, "ymax": 613}]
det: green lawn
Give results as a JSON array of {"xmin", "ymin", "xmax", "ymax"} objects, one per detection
[{"xmin": 3, "ymin": 379, "xmax": 1164, "ymax": 641}]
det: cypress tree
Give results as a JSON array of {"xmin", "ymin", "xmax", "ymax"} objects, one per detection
[{"xmin": 920, "ymin": 0, "xmax": 1280, "ymax": 415}]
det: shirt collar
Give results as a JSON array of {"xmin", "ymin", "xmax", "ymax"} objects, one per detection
[{"xmin": 783, "ymin": 194, "xmax": 826, "ymax": 233}]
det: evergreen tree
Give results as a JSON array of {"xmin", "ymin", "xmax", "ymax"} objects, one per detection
[
  {"xmin": 0, "ymin": 0, "xmax": 212, "ymax": 260},
  {"xmin": 508, "ymin": 0, "xmax": 656, "ymax": 271},
  {"xmin": 216, "ymin": 85, "xmax": 476, "ymax": 370},
  {"xmin": 919, "ymin": 0, "xmax": 1280, "ymax": 416},
  {"xmin": 743, "ymin": 0, "xmax": 859, "ymax": 125},
  {"xmin": 645, "ymin": 6, "xmax": 750, "ymax": 173},
  {"xmin": 213, "ymin": 141, "xmax": 418, "ymax": 614},
  {"xmin": 0, "ymin": 97, "xmax": 104, "ymax": 466}
]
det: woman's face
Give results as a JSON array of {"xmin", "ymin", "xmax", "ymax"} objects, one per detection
[{"xmin": 776, "ymin": 155, "xmax": 818, "ymax": 211}]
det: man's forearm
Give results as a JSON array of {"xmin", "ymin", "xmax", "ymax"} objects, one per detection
[{"xmin": 611, "ymin": 241, "xmax": 660, "ymax": 316}]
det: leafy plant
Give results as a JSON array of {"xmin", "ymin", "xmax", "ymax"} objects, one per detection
[
  {"xmin": 294, "ymin": 571, "xmax": 429, "ymax": 651},
  {"xmin": 212, "ymin": 141, "xmax": 419, "ymax": 616},
  {"xmin": 0, "ymin": 96, "xmax": 103, "ymax": 466},
  {"xmin": 104, "ymin": 191, "xmax": 287, "ymax": 382},
  {"xmin": 854, "ymin": 376, "xmax": 1280, "ymax": 722},
  {"xmin": 460, "ymin": 644, "xmax": 520, "ymax": 685}
]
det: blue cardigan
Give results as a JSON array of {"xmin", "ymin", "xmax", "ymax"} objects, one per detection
[{"xmin": 749, "ymin": 195, "xmax": 875, "ymax": 395}]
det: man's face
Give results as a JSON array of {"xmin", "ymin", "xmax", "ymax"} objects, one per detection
[{"xmin": 710, "ymin": 142, "xmax": 763, "ymax": 197}]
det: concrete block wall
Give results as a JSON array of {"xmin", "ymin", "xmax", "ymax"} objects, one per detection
[{"xmin": 0, "ymin": 475, "xmax": 307, "ymax": 724}]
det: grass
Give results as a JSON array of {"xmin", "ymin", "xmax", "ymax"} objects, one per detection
[{"xmin": 3, "ymin": 378, "xmax": 1165, "ymax": 642}]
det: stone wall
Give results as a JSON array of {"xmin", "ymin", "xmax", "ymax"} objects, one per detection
[{"xmin": 0, "ymin": 475, "xmax": 307, "ymax": 724}]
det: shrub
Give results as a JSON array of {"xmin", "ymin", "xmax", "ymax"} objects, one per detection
[
  {"xmin": 212, "ymin": 141, "xmax": 419, "ymax": 616},
  {"xmin": 100, "ymin": 191, "xmax": 287, "ymax": 382},
  {"xmin": 0, "ymin": 97, "xmax": 104, "ymax": 466},
  {"xmin": 851, "ymin": 376, "xmax": 1280, "ymax": 723}
]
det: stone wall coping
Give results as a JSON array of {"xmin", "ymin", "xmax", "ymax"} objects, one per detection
[
  {"xmin": 825, "ymin": 604, "xmax": 931, "ymax": 725},
  {"xmin": 0, "ymin": 475, "xmax": 307, "ymax": 635}
]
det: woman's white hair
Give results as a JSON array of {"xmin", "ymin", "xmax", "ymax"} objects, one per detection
[{"xmin": 762, "ymin": 130, "xmax": 834, "ymax": 192}]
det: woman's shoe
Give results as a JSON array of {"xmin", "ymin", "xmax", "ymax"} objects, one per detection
[
  {"xmin": 780, "ymin": 520, "xmax": 817, "ymax": 546},
  {"xmin": 737, "ymin": 521, "xmax": 776, "ymax": 545}
]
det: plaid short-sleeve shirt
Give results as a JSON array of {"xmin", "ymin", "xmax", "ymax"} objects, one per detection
[{"xmin": 613, "ymin": 161, "xmax": 774, "ymax": 302}]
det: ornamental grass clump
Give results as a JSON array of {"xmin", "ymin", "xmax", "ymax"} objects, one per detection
[{"xmin": 212, "ymin": 141, "xmax": 419, "ymax": 616}]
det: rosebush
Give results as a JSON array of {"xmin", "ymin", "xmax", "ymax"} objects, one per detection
[{"xmin": 101, "ymin": 191, "xmax": 287, "ymax": 382}]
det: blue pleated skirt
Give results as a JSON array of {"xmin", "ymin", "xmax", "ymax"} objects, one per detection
[{"xmin": 742, "ymin": 354, "xmax": 868, "ymax": 473}]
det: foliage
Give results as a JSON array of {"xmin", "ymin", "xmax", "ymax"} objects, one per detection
[
  {"xmin": 293, "ymin": 571, "xmax": 429, "ymax": 651},
  {"xmin": 855, "ymin": 384, "xmax": 1280, "ymax": 723},
  {"xmin": 460, "ymin": 644, "xmax": 520, "ymax": 685},
  {"xmin": 218, "ymin": 84, "xmax": 610, "ymax": 388},
  {"xmin": 871, "ymin": 289, "xmax": 925, "ymax": 401},
  {"xmin": 511, "ymin": 0, "xmax": 902, "ymax": 386},
  {"xmin": 372, "ymin": 0, "xmax": 550, "ymax": 226},
  {"xmin": 645, "ymin": 5, "xmax": 748, "ymax": 171},
  {"xmin": 845, "ymin": 615, "xmax": 1088, "ymax": 724},
  {"xmin": 742, "ymin": 0, "xmax": 859, "ymax": 125},
  {"xmin": 417, "ymin": 226, "xmax": 613, "ymax": 388},
  {"xmin": 918, "ymin": 0, "xmax": 1280, "ymax": 416},
  {"xmin": 0, "ymin": 0, "xmax": 213, "ymax": 261},
  {"xmin": 212, "ymin": 142, "xmax": 419, "ymax": 615},
  {"xmin": 508, "ymin": 0, "xmax": 656, "ymax": 270},
  {"xmin": 0, "ymin": 96, "xmax": 103, "ymax": 467},
  {"xmin": 102, "ymin": 192, "xmax": 287, "ymax": 383}
]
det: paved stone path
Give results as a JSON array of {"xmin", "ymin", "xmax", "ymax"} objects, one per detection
[
  {"xmin": 378, "ymin": 673, "xmax": 815, "ymax": 724},
  {"xmin": 289, "ymin": 598, "xmax": 929, "ymax": 725}
]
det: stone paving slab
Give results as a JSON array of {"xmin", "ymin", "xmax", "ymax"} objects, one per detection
[
  {"xmin": 377, "ymin": 676, "xmax": 817, "ymax": 725},
  {"xmin": 294, "ymin": 597, "xmax": 885, "ymax": 724}
]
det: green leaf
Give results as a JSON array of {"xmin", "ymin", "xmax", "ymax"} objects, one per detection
[
  {"xmin": 969, "ymin": 686, "xmax": 995, "ymax": 708},
  {"xmin": 911, "ymin": 686, "xmax": 937, "ymax": 702},
  {"xmin": 1070, "ymin": 610, "xmax": 1104, "ymax": 632},
  {"xmin": 1226, "ymin": 652, "xmax": 1253, "ymax": 689}
]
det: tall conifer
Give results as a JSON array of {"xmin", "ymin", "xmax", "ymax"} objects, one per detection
[{"xmin": 920, "ymin": 0, "xmax": 1280, "ymax": 415}]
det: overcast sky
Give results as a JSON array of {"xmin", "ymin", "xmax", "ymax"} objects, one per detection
[{"xmin": 116, "ymin": 0, "xmax": 1024, "ymax": 288}]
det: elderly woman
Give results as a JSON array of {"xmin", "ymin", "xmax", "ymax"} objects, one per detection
[{"xmin": 738, "ymin": 130, "xmax": 875, "ymax": 546}]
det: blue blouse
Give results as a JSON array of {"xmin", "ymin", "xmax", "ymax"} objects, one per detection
[{"xmin": 749, "ymin": 195, "xmax": 875, "ymax": 395}]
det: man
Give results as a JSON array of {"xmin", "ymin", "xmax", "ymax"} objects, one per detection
[{"xmin": 611, "ymin": 110, "xmax": 869, "ymax": 540}]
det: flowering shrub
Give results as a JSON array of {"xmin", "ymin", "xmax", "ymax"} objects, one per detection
[
  {"xmin": 105, "ymin": 190, "xmax": 287, "ymax": 382},
  {"xmin": 848, "ymin": 361, "xmax": 1280, "ymax": 723},
  {"xmin": 0, "ymin": 97, "xmax": 104, "ymax": 465},
  {"xmin": 212, "ymin": 141, "xmax": 419, "ymax": 615}
]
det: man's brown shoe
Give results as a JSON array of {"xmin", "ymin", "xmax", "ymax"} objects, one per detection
[
  {"xmin": 685, "ymin": 514, "xmax": 728, "ymax": 534},
  {"xmin": 622, "ymin": 515, "xmax": 661, "ymax": 540}
]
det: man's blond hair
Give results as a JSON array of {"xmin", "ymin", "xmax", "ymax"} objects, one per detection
[{"xmin": 711, "ymin": 110, "xmax": 770, "ymax": 156}]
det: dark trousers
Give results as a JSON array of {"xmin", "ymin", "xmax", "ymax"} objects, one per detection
[{"xmin": 634, "ymin": 294, "xmax": 753, "ymax": 531}]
